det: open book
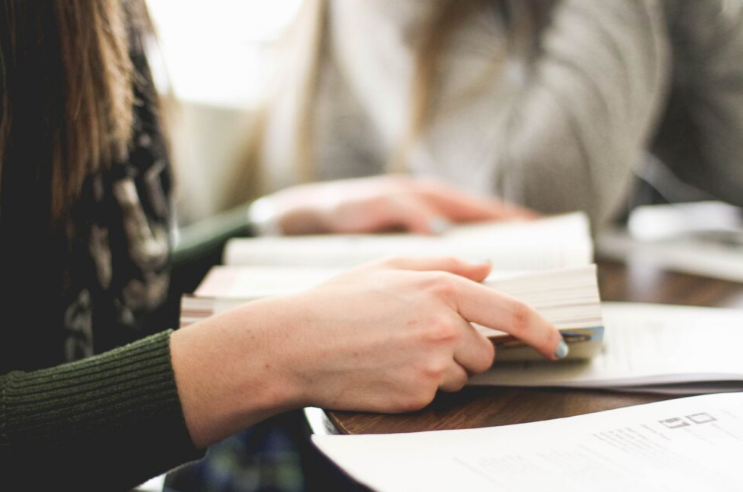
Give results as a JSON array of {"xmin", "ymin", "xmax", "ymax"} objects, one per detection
[
  {"xmin": 182, "ymin": 265, "xmax": 604, "ymax": 361},
  {"xmin": 224, "ymin": 212, "xmax": 593, "ymax": 269},
  {"xmin": 470, "ymin": 302, "xmax": 743, "ymax": 394},
  {"xmin": 313, "ymin": 392, "xmax": 743, "ymax": 492}
]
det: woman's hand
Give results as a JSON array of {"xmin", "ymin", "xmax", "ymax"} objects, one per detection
[
  {"xmin": 267, "ymin": 256, "xmax": 564, "ymax": 412},
  {"xmin": 171, "ymin": 256, "xmax": 564, "ymax": 448},
  {"xmin": 250, "ymin": 175, "xmax": 538, "ymax": 235}
]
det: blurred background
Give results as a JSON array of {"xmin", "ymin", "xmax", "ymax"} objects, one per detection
[
  {"xmin": 148, "ymin": 0, "xmax": 742, "ymax": 270},
  {"xmin": 147, "ymin": 0, "xmax": 302, "ymax": 223},
  {"xmin": 147, "ymin": 0, "xmax": 739, "ymax": 229},
  {"xmin": 143, "ymin": 3, "xmax": 743, "ymax": 491}
]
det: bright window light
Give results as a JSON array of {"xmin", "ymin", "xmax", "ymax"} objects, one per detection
[{"xmin": 146, "ymin": 0, "xmax": 303, "ymax": 108}]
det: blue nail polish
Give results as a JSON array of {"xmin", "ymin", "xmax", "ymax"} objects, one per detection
[
  {"xmin": 429, "ymin": 217, "xmax": 451, "ymax": 235},
  {"xmin": 554, "ymin": 339, "xmax": 569, "ymax": 359}
]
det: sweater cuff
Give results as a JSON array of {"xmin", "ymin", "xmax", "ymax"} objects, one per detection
[{"xmin": 1, "ymin": 330, "xmax": 205, "ymax": 491}]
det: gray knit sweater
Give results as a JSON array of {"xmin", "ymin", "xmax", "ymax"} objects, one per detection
[{"xmin": 259, "ymin": 0, "xmax": 743, "ymax": 230}]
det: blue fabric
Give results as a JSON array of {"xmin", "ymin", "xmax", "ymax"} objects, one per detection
[{"xmin": 164, "ymin": 411, "xmax": 364, "ymax": 492}]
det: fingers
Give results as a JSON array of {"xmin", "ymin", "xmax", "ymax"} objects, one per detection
[
  {"xmin": 452, "ymin": 320, "xmax": 496, "ymax": 375},
  {"xmin": 416, "ymin": 182, "xmax": 539, "ymax": 222},
  {"xmin": 380, "ymin": 194, "xmax": 449, "ymax": 235},
  {"xmin": 419, "ymin": 185, "xmax": 507, "ymax": 221},
  {"xmin": 340, "ymin": 179, "xmax": 537, "ymax": 234},
  {"xmin": 497, "ymin": 203, "xmax": 542, "ymax": 220},
  {"xmin": 379, "ymin": 256, "xmax": 492, "ymax": 283},
  {"xmin": 322, "ymin": 193, "xmax": 448, "ymax": 235},
  {"xmin": 269, "ymin": 175, "xmax": 540, "ymax": 236},
  {"xmin": 437, "ymin": 318, "xmax": 495, "ymax": 393},
  {"xmin": 451, "ymin": 277, "xmax": 565, "ymax": 360},
  {"xmin": 439, "ymin": 363, "xmax": 469, "ymax": 393},
  {"xmin": 371, "ymin": 256, "xmax": 562, "ymax": 359}
]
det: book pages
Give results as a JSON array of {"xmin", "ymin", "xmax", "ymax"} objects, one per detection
[
  {"xmin": 182, "ymin": 265, "xmax": 604, "ymax": 361},
  {"xmin": 481, "ymin": 265, "xmax": 603, "ymax": 361},
  {"xmin": 225, "ymin": 212, "xmax": 592, "ymax": 269}
]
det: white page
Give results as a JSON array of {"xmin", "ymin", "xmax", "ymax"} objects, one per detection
[
  {"xmin": 225, "ymin": 212, "xmax": 592, "ymax": 269},
  {"xmin": 313, "ymin": 392, "xmax": 743, "ymax": 492},
  {"xmin": 470, "ymin": 302, "xmax": 743, "ymax": 388}
]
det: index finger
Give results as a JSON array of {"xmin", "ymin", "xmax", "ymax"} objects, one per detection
[
  {"xmin": 416, "ymin": 182, "xmax": 539, "ymax": 222},
  {"xmin": 450, "ymin": 276, "xmax": 566, "ymax": 360},
  {"xmin": 376, "ymin": 256, "xmax": 492, "ymax": 283}
]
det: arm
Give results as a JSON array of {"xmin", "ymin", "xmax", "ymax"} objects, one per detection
[
  {"xmin": 1, "ymin": 257, "xmax": 565, "ymax": 488},
  {"xmin": 172, "ymin": 256, "xmax": 565, "ymax": 448},
  {"xmin": 493, "ymin": 0, "xmax": 670, "ymax": 229},
  {"xmin": 0, "ymin": 331, "xmax": 203, "ymax": 492},
  {"xmin": 651, "ymin": 0, "xmax": 743, "ymax": 205}
]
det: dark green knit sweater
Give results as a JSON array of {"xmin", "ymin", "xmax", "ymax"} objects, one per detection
[{"xmin": 0, "ymin": 330, "xmax": 204, "ymax": 491}]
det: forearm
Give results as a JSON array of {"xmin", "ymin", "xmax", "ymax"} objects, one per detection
[
  {"xmin": 494, "ymin": 0, "xmax": 670, "ymax": 228},
  {"xmin": 170, "ymin": 298, "xmax": 301, "ymax": 449},
  {"xmin": 0, "ymin": 330, "xmax": 203, "ymax": 492},
  {"xmin": 0, "ymin": 254, "xmax": 564, "ymax": 492}
]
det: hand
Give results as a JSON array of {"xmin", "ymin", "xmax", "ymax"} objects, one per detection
[
  {"xmin": 171, "ymin": 256, "xmax": 564, "ymax": 447},
  {"xmin": 252, "ymin": 175, "xmax": 538, "ymax": 235},
  {"xmin": 269, "ymin": 256, "xmax": 563, "ymax": 412}
]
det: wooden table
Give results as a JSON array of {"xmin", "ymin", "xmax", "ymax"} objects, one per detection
[{"xmin": 320, "ymin": 259, "xmax": 743, "ymax": 435}]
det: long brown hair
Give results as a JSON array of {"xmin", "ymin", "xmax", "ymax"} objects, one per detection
[{"xmin": 0, "ymin": 0, "xmax": 143, "ymax": 224}]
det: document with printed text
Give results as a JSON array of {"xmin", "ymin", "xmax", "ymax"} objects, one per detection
[{"xmin": 313, "ymin": 392, "xmax": 743, "ymax": 492}]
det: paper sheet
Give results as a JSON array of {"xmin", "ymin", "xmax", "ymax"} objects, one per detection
[
  {"xmin": 471, "ymin": 303, "xmax": 743, "ymax": 390},
  {"xmin": 313, "ymin": 392, "xmax": 743, "ymax": 492}
]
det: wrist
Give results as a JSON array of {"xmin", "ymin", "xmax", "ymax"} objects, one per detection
[{"xmin": 170, "ymin": 302, "xmax": 301, "ymax": 448}]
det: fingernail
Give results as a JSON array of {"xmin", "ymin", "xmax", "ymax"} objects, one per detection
[
  {"xmin": 554, "ymin": 339, "xmax": 569, "ymax": 360},
  {"xmin": 429, "ymin": 217, "xmax": 451, "ymax": 235}
]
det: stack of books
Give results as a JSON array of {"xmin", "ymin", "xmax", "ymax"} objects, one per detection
[
  {"xmin": 183, "ymin": 213, "xmax": 604, "ymax": 361},
  {"xmin": 183, "ymin": 211, "xmax": 743, "ymax": 394}
]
